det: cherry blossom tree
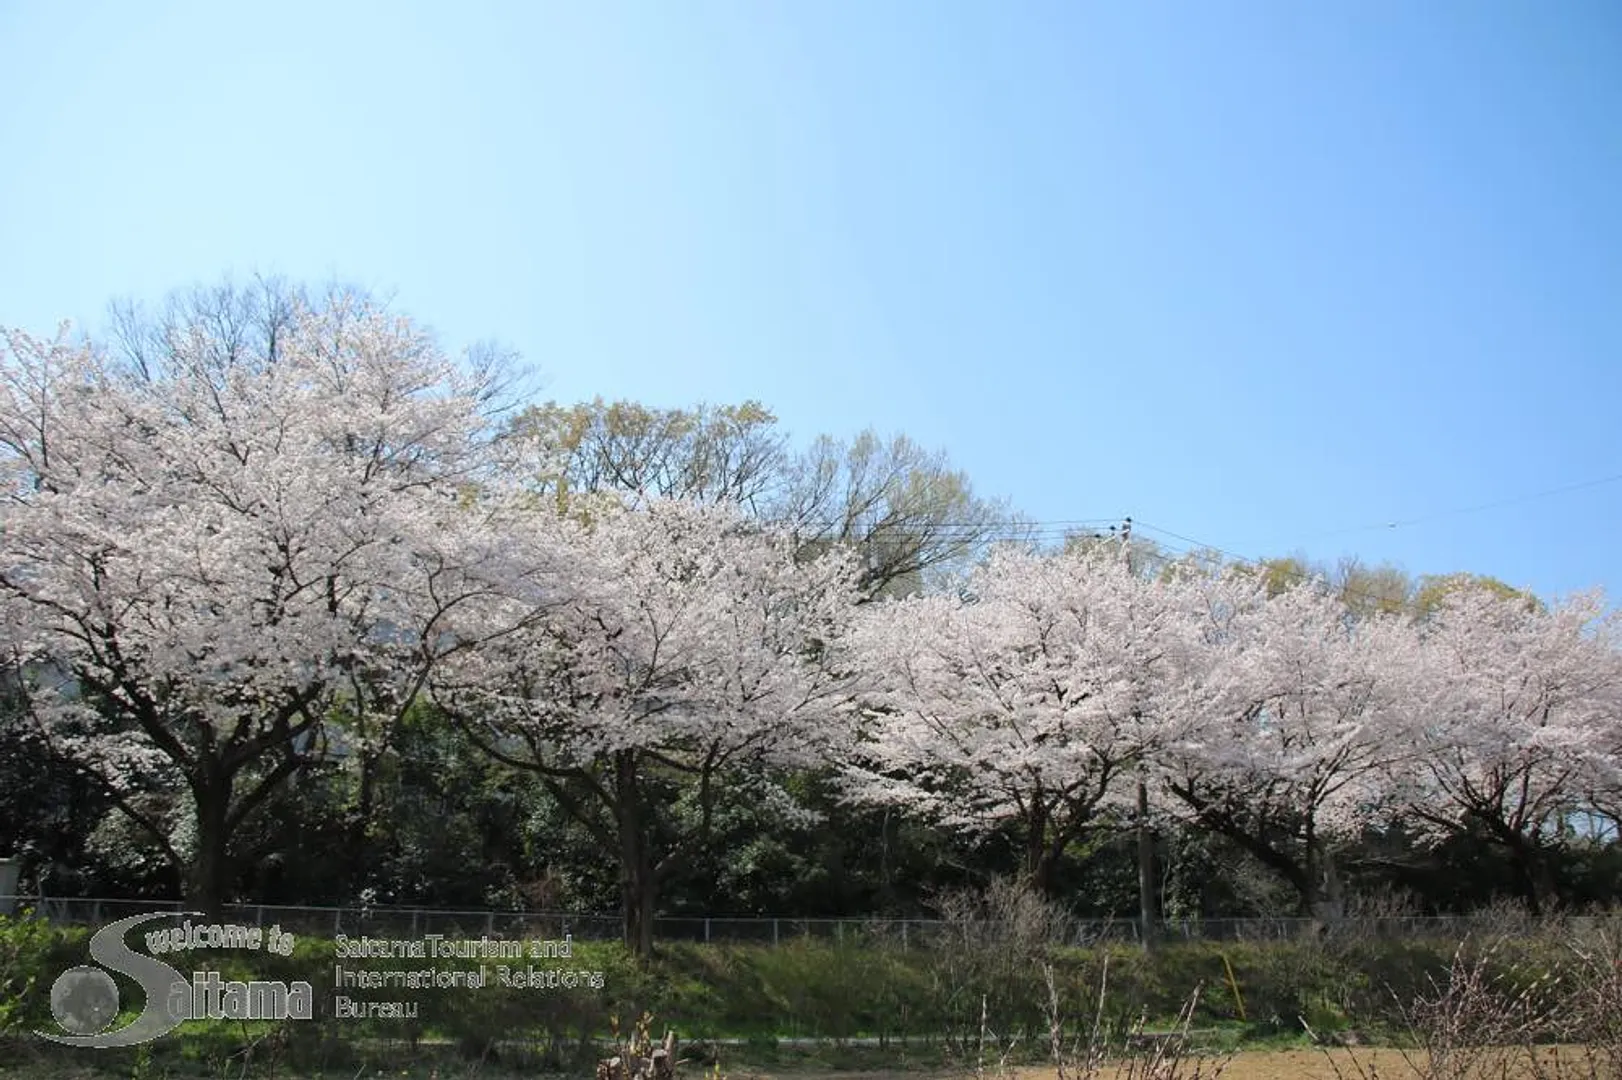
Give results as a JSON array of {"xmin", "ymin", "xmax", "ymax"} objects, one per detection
[
  {"xmin": 1160, "ymin": 575, "xmax": 1416, "ymax": 917},
  {"xmin": 430, "ymin": 499, "xmax": 861, "ymax": 957},
  {"xmin": 840, "ymin": 544, "xmax": 1209, "ymax": 894},
  {"xmin": 0, "ymin": 291, "xmax": 546, "ymax": 915},
  {"xmin": 1391, "ymin": 585, "xmax": 1622, "ymax": 913}
]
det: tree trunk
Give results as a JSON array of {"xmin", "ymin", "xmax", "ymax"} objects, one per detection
[
  {"xmin": 351, "ymin": 739, "xmax": 382, "ymax": 863},
  {"xmin": 634, "ymin": 874, "xmax": 655, "ymax": 958},
  {"xmin": 618, "ymin": 867, "xmax": 658, "ymax": 959},
  {"xmin": 615, "ymin": 751, "xmax": 658, "ymax": 960},
  {"xmin": 1024, "ymin": 801, "xmax": 1057, "ymax": 895},
  {"xmin": 1506, "ymin": 834, "xmax": 1558, "ymax": 916},
  {"xmin": 1299, "ymin": 818, "xmax": 1321, "ymax": 919},
  {"xmin": 1169, "ymin": 784, "xmax": 1314, "ymax": 915},
  {"xmin": 188, "ymin": 777, "xmax": 232, "ymax": 920},
  {"xmin": 1310, "ymin": 845, "xmax": 1346, "ymax": 923}
]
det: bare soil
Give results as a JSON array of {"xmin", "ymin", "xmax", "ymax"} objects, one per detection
[
  {"xmin": 740, "ymin": 1048, "xmax": 1610, "ymax": 1080},
  {"xmin": 3, "ymin": 1047, "xmax": 1613, "ymax": 1080}
]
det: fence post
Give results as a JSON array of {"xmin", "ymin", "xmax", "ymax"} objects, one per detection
[
  {"xmin": 773, "ymin": 918, "xmax": 779, "ymax": 946},
  {"xmin": 486, "ymin": 911, "xmax": 495, "ymax": 936},
  {"xmin": 704, "ymin": 917, "xmax": 711, "ymax": 944},
  {"xmin": 0, "ymin": 860, "xmax": 17, "ymax": 918}
]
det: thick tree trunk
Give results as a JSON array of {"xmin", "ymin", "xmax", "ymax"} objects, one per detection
[
  {"xmin": 1466, "ymin": 807, "xmax": 1559, "ymax": 916},
  {"xmin": 1300, "ymin": 819, "xmax": 1322, "ymax": 919},
  {"xmin": 634, "ymin": 875, "xmax": 655, "ymax": 959},
  {"xmin": 1506, "ymin": 835, "xmax": 1558, "ymax": 916},
  {"xmin": 1024, "ymin": 802, "xmax": 1057, "ymax": 895},
  {"xmin": 1169, "ymin": 784, "xmax": 1314, "ymax": 915},
  {"xmin": 350, "ymin": 744, "xmax": 381, "ymax": 859},
  {"xmin": 1301, "ymin": 829, "xmax": 1348, "ymax": 927},
  {"xmin": 1309, "ymin": 845, "xmax": 1346, "ymax": 922},
  {"xmin": 618, "ymin": 868, "xmax": 657, "ymax": 959},
  {"xmin": 615, "ymin": 751, "xmax": 659, "ymax": 960},
  {"xmin": 187, "ymin": 779, "xmax": 232, "ymax": 920}
]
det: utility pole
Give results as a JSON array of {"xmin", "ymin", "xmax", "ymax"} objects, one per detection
[
  {"xmin": 1137, "ymin": 767, "xmax": 1158, "ymax": 952},
  {"xmin": 1121, "ymin": 517, "xmax": 1159, "ymax": 953}
]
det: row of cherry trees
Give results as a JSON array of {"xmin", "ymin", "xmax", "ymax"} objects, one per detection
[
  {"xmin": 2, "ymin": 286, "xmax": 1618, "ymax": 954},
  {"xmin": 842, "ymin": 544, "xmax": 1622, "ymax": 918},
  {"xmin": 0, "ymin": 287, "xmax": 903, "ymax": 954}
]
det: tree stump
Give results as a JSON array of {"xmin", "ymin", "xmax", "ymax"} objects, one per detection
[
  {"xmin": 650, "ymin": 1029, "xmax": 677, "ymax": 1080},
  {"xmin": 597, "ymin": 1029, "xmax": 677, "ymax": 1080}
]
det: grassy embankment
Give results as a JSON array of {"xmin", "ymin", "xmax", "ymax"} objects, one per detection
[{"xmin": 3, "ymin": 913, "xmax": 1613, "ymax": 1078}]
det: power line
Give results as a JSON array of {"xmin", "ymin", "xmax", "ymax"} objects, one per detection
[
  {"xmin": 792, "ymin": 465, "xmax": 1622, "ymax": 547},
  {"xmin": 1130, "ymin": 521, "xmax": 1242, "ymax": 562},
  {"xmin": 796, "ymin": 518, "xmax": 1120, "ymax": 531},
  {"xmin": 1304, "ymin": 471, "xmax": 1622, "ymax": 541},
  {"xmin": 1010, "ymin": 516, "xmax": 1425, "ymax": 613},
  {"xmin": 787, "ymin": 518, "xmax": 1123, "ymax": 541},
  {"xmin": 791, "ymin": 506, "xmax": 1541, "ymax": 609},
  {"xmin": 1130, "ymin": 519, "xmax": 1496, "ymax": 611}
]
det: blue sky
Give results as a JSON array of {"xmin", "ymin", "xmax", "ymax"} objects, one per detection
[{"xmin": 2, "ymin": 1, "xmax": 1618, "ymax": 601}]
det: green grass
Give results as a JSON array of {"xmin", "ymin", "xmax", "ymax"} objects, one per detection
[{"xmin": 12, "ymin": 913, "xmax": 1574, "ymax": 1079}]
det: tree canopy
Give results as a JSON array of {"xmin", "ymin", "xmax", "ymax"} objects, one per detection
[{"xmin": 4, "ymin": 279, "xmax": 1620, "ymax": 955}]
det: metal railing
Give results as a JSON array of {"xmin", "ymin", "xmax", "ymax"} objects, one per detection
[{"xmin": 6, "ymin": 896, "xmax": 1614, "ymax": 946}]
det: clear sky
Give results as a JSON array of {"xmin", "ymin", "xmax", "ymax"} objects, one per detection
[{"xmin": 2, "ymin": 1, "xmax": 1618, "ymax": 601}]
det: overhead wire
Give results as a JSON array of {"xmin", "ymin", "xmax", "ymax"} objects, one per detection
[
  {"xmin": 1302, "ymin": 471, "xmax": 1622, "ymax": 541},
  {"xmin": 1130, "ymin": 520, "xmax": 1496, "ymax": 612},
  {"xmin": 610, "ymin": 464, "xmax": 1621, "ymax": 602},
  {"xmin": 794, "ymin": 467, "xmax": 1622, "ymax": 548}
]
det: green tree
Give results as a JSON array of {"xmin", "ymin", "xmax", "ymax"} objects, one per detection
[
  {"xmin": 1413, "ymin": 571, "xmax": 1541, "ymax": 620},
  {"xmin": 503, "ymin": 398, "xmax": 788, "ymax": 511},
  {"xmin": 776, "ymin": 430, "xmax": 1011, "ymax": 599}
]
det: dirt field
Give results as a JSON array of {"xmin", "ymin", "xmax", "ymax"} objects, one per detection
[
  {"xmin": 4, "ymin": 1047, "xmax": 1612, "ymax": 1080},
  {"xmin": 743, "ymin": 1048, "xmax": 1608, "ymax": 1080}
]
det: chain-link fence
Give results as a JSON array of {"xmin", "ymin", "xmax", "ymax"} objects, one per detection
[{"xmin": 6, "ymin": 896, "xmax": 1615, "ymax": 946}]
